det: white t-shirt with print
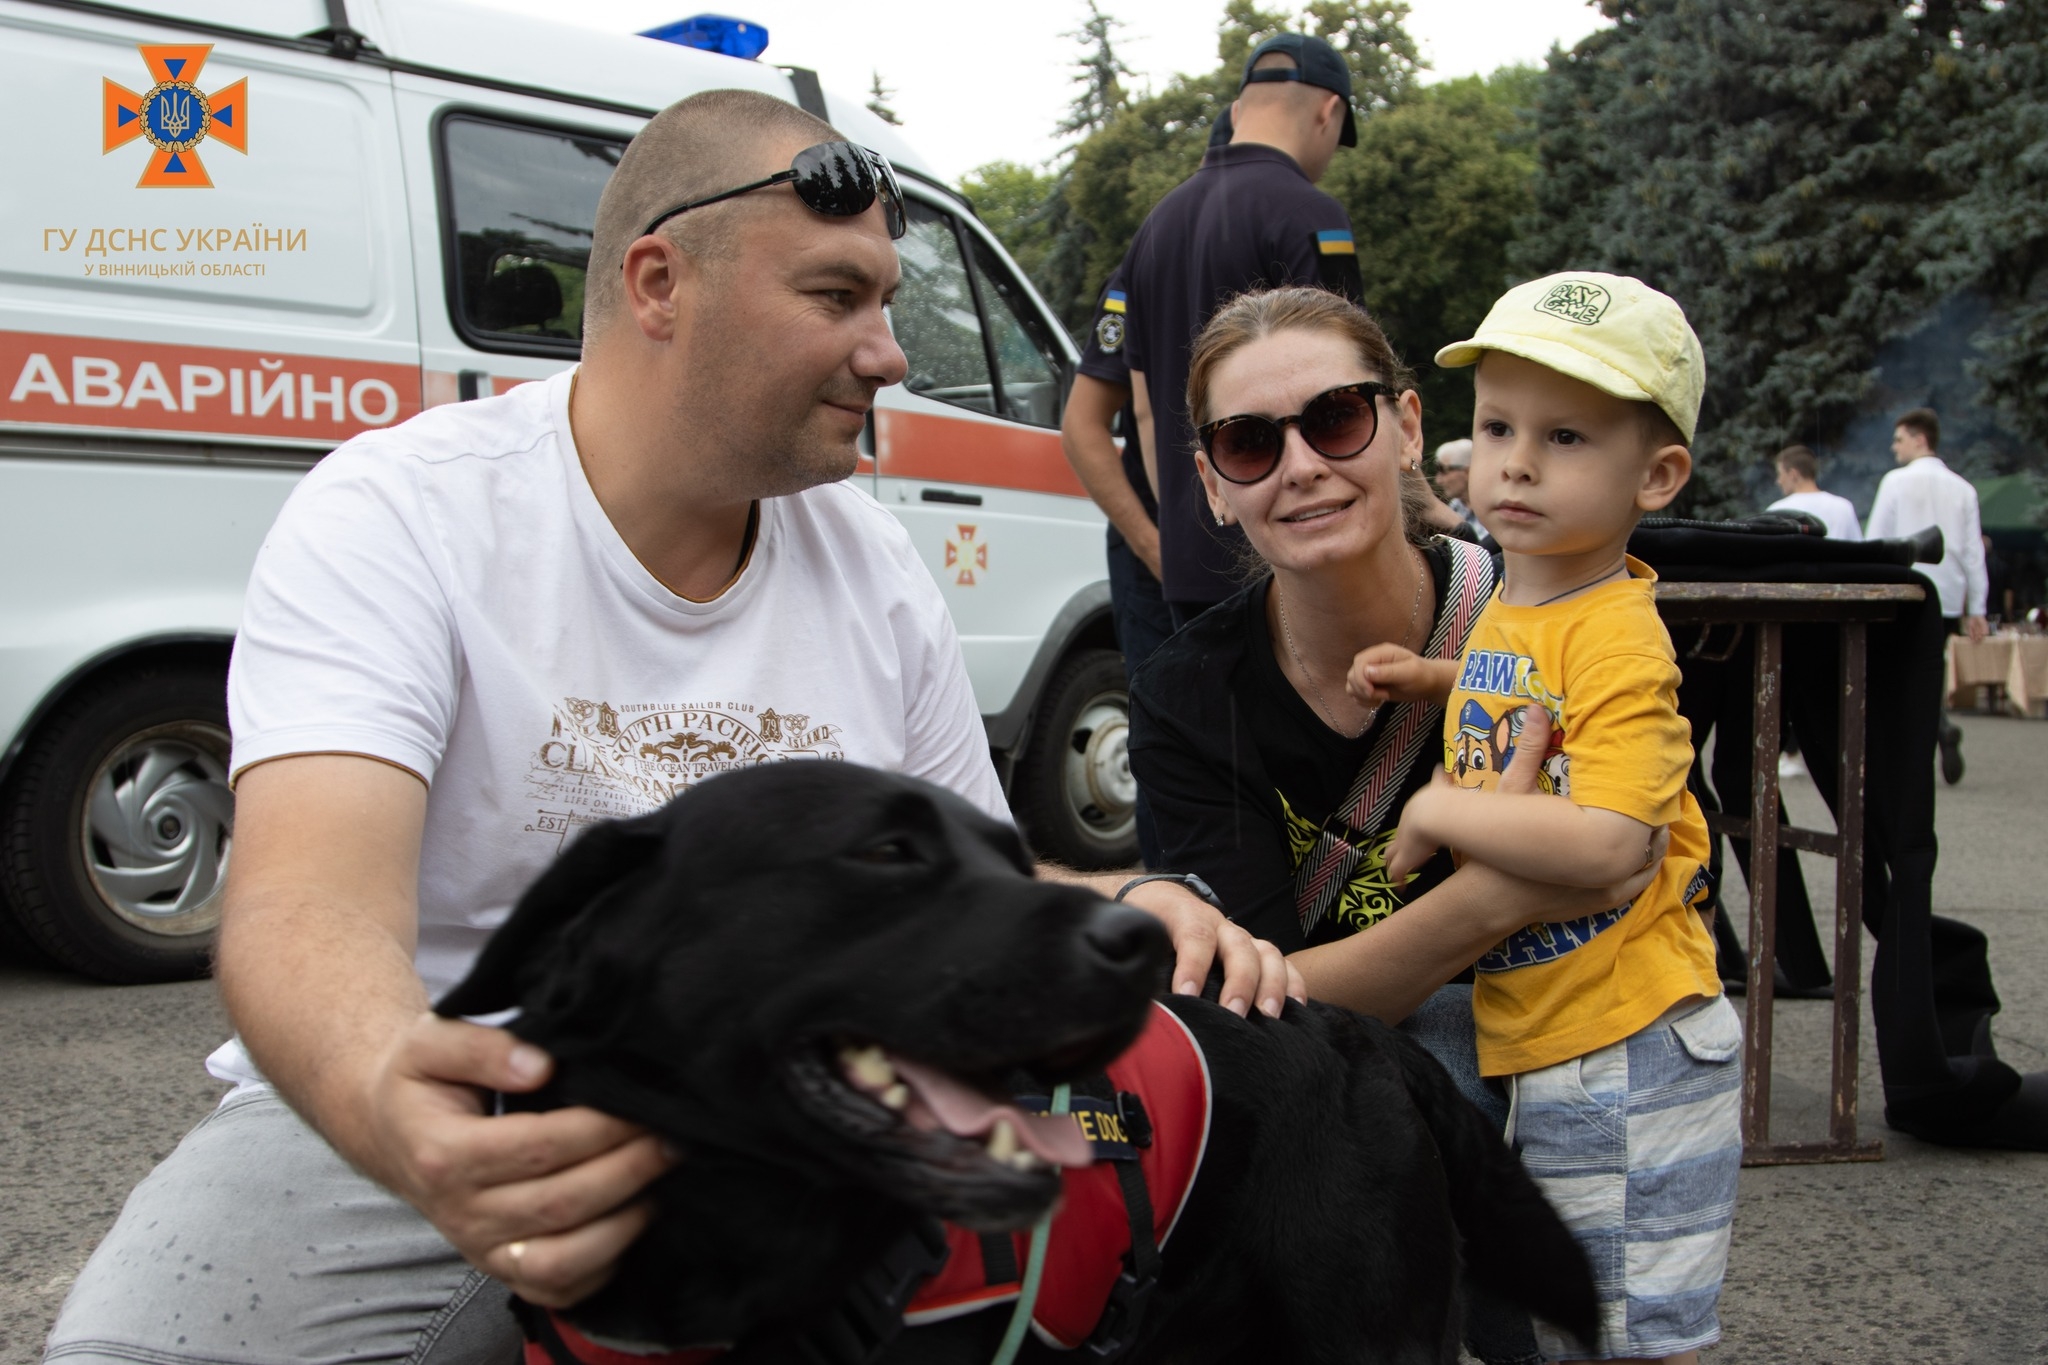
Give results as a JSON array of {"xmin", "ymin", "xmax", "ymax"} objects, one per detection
[{"xmin": 210, "ymin": 368, "xmax": 1005, "ymax": 1087}]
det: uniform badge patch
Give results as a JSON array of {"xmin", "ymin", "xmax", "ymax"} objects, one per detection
[{"xmin": 1095, "ymin": 313, "xmax": 1125, "ymax": 353}]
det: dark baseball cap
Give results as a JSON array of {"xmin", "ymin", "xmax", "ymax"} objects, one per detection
[{"xmin": 1240, "ymin": 33, "xmax": 1357, "ymax": 147}]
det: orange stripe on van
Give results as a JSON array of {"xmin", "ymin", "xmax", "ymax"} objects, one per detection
[
  {"xmin": 875, "ymin": 407, "xmax": 1084, "ymax": 498},
  {"xmin": 1, "ymin": 328, "xmax": 420, "ymax": 442}
]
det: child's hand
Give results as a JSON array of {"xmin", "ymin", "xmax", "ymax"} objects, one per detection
[
  {"xmin": 1347, "ymin": 645, "xmax": 1451, "ymax": 705},
  {"xmin": 1385, "ymin": 771, "xmax": 1455, "ymax": 885}
]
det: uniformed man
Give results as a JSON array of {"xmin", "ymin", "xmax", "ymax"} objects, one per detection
[
  {"xmin": 1062, "ymin": 269, "xmax": 1175, "ymax": 865},
  {"xmin": 1118, "ymin": 32, "xmax": 1365, "ymax": 623}
]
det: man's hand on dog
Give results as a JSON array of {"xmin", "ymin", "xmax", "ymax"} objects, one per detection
[{"xmin": 364, "ymin": 1013, "xmax": 677, "ymax": 1307}]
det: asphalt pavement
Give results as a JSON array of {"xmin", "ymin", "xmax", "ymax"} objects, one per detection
[{"xmin": 2, "ymin": 712, "xmax": 2044, "ymax": 1364}]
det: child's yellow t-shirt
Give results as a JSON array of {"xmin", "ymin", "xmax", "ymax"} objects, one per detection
[{"xmin": 1442, "ymin": 556, "xmax": 1720, "ymax": 1076}]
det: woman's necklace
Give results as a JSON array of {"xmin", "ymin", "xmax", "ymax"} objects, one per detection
[{"xmin": 1277, "ymin": 547, "xmax": 1428, "ymax": 740}]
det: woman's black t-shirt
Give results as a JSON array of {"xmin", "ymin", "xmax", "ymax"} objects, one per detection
[{"xmin": 1128, "ymin": 540, "xmax": 1480, "ymax": 954}]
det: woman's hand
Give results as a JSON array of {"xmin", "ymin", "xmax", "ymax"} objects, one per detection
[
  {"xmin": 1385, "ymin": 771, "xmax": 1453, "ymax": 886},
  {"xmin": 1446, "ymin": 704, "xmax": 1669, "ymax": 924},
  {"xmin": 1449, "ymin": 844, "xmax": 1667, "ymax": 938},
  {"xmin": 1117, "ymin": 879, "xmax": 1307, "ymax": 1019},
  {"xmin": 1346, "ymin": 644, "xmax": 1456, "ymax": 705}
]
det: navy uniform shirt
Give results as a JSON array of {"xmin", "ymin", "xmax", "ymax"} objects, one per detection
[
  {"xmin": 1120, "ymin": 141, "xmax": 1362, "ymax": 606},
  {"xmin": 1076, "ymin": 268, "xmax": 1157, "ymax": 545}
]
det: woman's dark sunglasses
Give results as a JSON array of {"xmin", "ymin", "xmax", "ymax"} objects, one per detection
[
  {"xmin": 1197, "ymin": 381, "xmax": 1402, "ymax": 485},
  {"xmin": 639, "ymin": 141, "xmax": 906, "ymax": 241}
]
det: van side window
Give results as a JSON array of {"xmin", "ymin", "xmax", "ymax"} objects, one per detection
[
  {"xmin": 439, "ymin": 115, "xmax": 622, "ymax": 354},
  {"xmin": 893, "ymin": 201, "xmax": 996, "ymax": 416},
  {"xmin": 967, "ymin": 237, "xmax": 1065, "ymax": 429}
]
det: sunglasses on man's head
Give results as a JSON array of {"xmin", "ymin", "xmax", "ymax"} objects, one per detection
[
  {"xmin": 1197, "ymin": 381, "xmax": 1401, "ymax": 485},
  {"xmin": 639, "ymin": 141, "xmax": 907, "ymax": 242}
]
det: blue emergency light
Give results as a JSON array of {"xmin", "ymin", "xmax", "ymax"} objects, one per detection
[{"xmin": 639, "ymin": 14, "xmax": 770, "ymax": 60}]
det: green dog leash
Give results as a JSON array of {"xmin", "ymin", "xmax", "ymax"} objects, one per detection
[{"xmin": 989, "ymin": 1081, "xmax": 1069, "ymax": 1365}]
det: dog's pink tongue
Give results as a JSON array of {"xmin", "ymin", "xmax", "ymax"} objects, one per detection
[{"xmin": 888, "ymin": 1056, "xmax": 1095, "ymax": 1168}]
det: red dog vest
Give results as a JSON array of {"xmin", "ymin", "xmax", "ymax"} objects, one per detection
[
  {"xmin": 526, "ymin": 1002, "xmax": 1211, "ymax": 1364},
  {"xmin": 902, "ymin": 1002, "xmax": 1211, "ymax": 1348}
]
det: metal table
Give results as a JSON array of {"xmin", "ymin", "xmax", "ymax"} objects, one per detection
[{"xmin": 1656, "ymin": 582, "xmax": 1925, "ymax": 1166}]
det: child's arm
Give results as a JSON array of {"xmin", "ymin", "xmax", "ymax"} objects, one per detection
[
  {"xmin": 1386, "ymin": 773, "xmax": 1657, "ymax": 889},
  {"xmin": 1347, "ymin": 644, "xmax": 1458, "ymax": 706}
]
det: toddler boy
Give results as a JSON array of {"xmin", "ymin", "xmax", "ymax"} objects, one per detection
[{"xmin": 1360, "ymin": 272, "xmax": 1740, "ymax": 1365}]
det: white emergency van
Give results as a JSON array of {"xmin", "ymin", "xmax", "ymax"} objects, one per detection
[{"xmin": 0, "ymin": 0, "xmax": 1138, "ymax": 983}]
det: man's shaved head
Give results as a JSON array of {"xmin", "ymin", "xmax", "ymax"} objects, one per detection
[
  {"xmin": 1237, "ymin": 51, "xmax": 1330, "ymax": 120},
  {"xmin": 584, "ymin": 88, "xmax": 839, "ymax": 332}
]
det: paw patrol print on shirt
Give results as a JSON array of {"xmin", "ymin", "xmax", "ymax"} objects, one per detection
[
  {"xmin": 526, "ymin": 697, "xmax": 843, "ymax": 846},
  {"xmin": 1447, "ymin": 649, "xmax": 1628, "ymax": 971},
  {"xmin": 1447, "ymin": 650, "xmax": 1568, "ymax": 796}
]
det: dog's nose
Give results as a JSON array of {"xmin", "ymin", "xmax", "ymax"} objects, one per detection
[{"xmin": 1082, "ymin": 904, "xmax": 1171, "ymax": 973}]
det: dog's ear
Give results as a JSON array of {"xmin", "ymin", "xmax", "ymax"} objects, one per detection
[{"xmin": 434, "ymin": 813, "xmax": 667, "ymax": 1019}]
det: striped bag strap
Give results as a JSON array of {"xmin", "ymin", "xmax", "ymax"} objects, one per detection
[{"xmin": 1292, "ymin": 539, "xmax": 1496, "ymax": 939}]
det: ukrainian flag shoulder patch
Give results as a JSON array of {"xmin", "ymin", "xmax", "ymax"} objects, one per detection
[
  {"xmin": 1316, "ymin": 230, "xmax": 1356, "ymax": 255},
  {"xmin": 1103, "ymin": 290, "xmax": 1127, "ymax": 314}
]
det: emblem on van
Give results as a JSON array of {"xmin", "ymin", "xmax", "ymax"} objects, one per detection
[
  {"xmin": 944, "ymin": 524, "xmax": 988, "ymax": 587},
  {"xmin": 102, "ymin": 45, "xmax": 248, "ymax": 189}
]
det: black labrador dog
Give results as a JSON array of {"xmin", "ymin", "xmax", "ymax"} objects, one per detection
[{"xmin": 438, "ymin": 762, "xmax": 1595, "ymax": 1364}]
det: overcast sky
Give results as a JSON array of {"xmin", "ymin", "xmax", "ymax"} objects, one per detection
[{"xmin": 475, "ymin": 0, "xmax": 1609, "ymax": 183}]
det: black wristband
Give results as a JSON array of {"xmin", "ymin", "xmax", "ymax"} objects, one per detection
[{"xmin": 1113, "ymin": 872, "xmax": 1224, "ymax": 913}]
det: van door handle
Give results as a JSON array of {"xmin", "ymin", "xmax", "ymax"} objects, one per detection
[{"xmin": 920, "ymin": 489, "xmax": 982, "ymax": 506}]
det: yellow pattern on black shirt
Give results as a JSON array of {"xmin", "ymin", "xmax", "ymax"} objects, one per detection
[{"xmin": 1278, "ymin": 790, "xmax": 1405, "ymax": 935}]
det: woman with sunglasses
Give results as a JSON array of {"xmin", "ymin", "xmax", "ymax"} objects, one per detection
[{"xmin": 1126, "ymin": 291, "xmax": 1661, "ymax": 1362}]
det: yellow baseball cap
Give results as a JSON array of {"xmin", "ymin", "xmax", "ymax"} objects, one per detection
[{"xmin": 1435, "ymin": 272, "xmax": 1705, "ymax": 443}]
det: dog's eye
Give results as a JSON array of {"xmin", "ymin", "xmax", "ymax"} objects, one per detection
[{"xmin": 850, "ymin": 837, "xmax": 918, "ymax": 865}]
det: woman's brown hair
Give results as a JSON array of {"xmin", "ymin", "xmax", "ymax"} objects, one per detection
[{"xmin": 1184, "ymin": 286, "xmax": 1432, "ymax": 546}]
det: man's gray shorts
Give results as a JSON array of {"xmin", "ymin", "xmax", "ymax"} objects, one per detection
[{"xmin": 42, "ymin": 1085, "xmax": 520, "ymax": 1365}]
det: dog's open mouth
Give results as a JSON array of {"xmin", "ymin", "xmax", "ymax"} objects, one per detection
[
  {"xmin": 832, "ymin": 1045, "xmax": 1094, "ymax": 1172},
  {"xmin": 784, "ymin": 1033, "xmax": 1116, "ymax": 1226}
]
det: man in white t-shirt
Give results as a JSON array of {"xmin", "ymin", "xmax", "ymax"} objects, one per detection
[
  {"xmin": 46, "ymin": 90, "xmax": 1296, "ymax": 1365},
  {"xmin": 1767, "ymin": 444, "xmax": 1862, "ymax": 541},
  {"xmin": 1865, "ymin": 407, "xmax": 1988, "ymax": 785}
]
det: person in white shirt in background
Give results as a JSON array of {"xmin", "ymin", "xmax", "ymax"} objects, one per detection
[
  {"xmin": 1765, "ymin": 445, "xmax": 1863, "ymax": 779},
  {"xmin": 1865, "ymin": 407, "xmax": 1989, "ymax": 785},
  {"xmin": 1433, "ymin": 437, "xmax": 1484, "ymax": 537},
  {"xmin": 1767, "ymin": 444, "xmax": 1862, "ymax": 540}
]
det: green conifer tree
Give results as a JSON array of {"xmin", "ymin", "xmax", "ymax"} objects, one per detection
[{"xmin": 1514, "ymin": 0, "xmax": 2047, "ymax": 512}]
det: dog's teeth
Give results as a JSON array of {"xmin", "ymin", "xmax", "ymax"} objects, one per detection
[
  {"xmin": 986, "ymin": 1118, "xmax": 1019, "ymax": 1162},
  {"xmin": 1009, "ymin": 1150, "xmax": 1042, "ymax": 1172},
  {"xmin": 879, "ymin": 1083, "xmax": 909, "ymax": 1111},
  {"xmin": 843, "ymin": 1046, "xmax": 895, "ymax": 1090}
]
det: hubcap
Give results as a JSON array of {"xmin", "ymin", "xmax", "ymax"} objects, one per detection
[
  {"xmin": 80, "ymin": 722, "xmax": 233, "ymax": 936},
  {"xmin": 1061, "ymin": 692, "xmax": 1137, "ymax": 844}
]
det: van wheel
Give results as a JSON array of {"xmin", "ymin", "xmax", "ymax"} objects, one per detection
[
  {"xmin": 0, "ymin": 664, "xmax": 232, "ymax": 983},
  {"xmin": 1013, "ymin": 649, "xmax": 1139, "ymax": 870}
]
